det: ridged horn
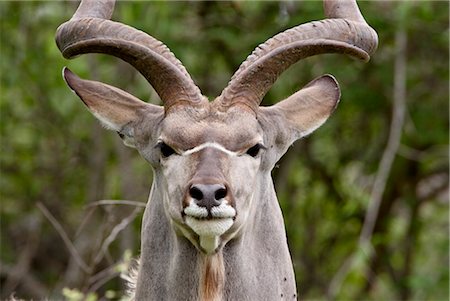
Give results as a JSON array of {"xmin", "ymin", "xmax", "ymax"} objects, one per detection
[
  {"xmin": 216, "ymin": 0, "xmax": 378, "ymax": 112},
  {"xmin": 56, "ymin": 0, "xmax": 206, "ymax": 112}
]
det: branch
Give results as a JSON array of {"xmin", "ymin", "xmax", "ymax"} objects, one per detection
[
  {"xmin": 36, "ymin": 202, "xmax": 92, "ymax": 274},
  {"xmin": 359, "ymin": 24, "xmax": 407, "ymax": 245},
  {"xmin": 75, "ymin": 200, "xmax": 145, "ymax": 240},
  {"xmin": 327, "ymin": 9, "xmax": 408, "ymax": 299},
  {"xmin": 0, "ymin": 261, "xmax": 48, "ymax": 299},
  {"xmin": 91, "ymin": 208, "xmax": 141, "ymax": 266},
  {"xmin": 2, "ymin": 215, "xmax": 42, "ymax": 297},
  {"xmin": 87, "ymin": 259, "xmax": 124, "ymax": 292},
  {"xmin": 85, "ymin": 199, "xmax": 146, "ymax": 209}
]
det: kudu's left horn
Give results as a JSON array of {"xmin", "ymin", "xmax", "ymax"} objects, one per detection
[{"xmin": 216, "ymin": 0, "xmax": 378, "ymax": 112}]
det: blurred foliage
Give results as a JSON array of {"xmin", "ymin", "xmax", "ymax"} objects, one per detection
[{"xmin": 0, "ymin": 1, "xmax": 448, "ymax": 300}]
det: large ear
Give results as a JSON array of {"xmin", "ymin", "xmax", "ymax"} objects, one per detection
[
  {"xmin": 63, "ymin": 67, "xmax": 163, "ymax": 147},
  {"xmin": 268, "ymin": 75, "xmax": 340, "ymax": 143}
]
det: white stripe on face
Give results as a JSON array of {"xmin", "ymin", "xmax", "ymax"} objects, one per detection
[{"xmin": 181, "ymin": 142, "xmax": 237, "ymax": 157}]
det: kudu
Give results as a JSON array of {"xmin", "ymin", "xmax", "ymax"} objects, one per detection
[{"xmin": 56, "ymin": 0, "xmax": 377, "ymax": 299}]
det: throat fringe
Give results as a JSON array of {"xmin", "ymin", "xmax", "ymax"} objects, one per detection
[
  {"xmin": 199, "ymin": 252, "xmax": 225, "ymax": 301},
  {"xmin": 121, "ymin": 257, "xmax": 139, "ymax": 301},
  {"xmin": 123, "ymin": 254, "xmax": 226, "ymax": 301}
]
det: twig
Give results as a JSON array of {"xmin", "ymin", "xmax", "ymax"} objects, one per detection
[
  {"xmin": 0, "ymin": 261, "xmax": 48, "ymax": 299},
  {"xmin": 88, "ymin": 264, "xmax": 121, "ymax": 293},
  {"xmin": 2, "ymin": 215, "xmax": 42, "ymax": 297},
  {"xmin": 397, "ymin": 144, "xmax": 426, "ymax": 162},
  {"xmin": 92, "ymin": 208, "xmax": 141, "ymax": 266},
  {"xmin": 36, "ymin": 202, "xmax": 92, "ymax": 274},
  {"xmin": 85, "ymin": 199, "xmax": 146, "ymax": 209},
  {"xmin": 327, "ymin": 11, "xmax": 408, "ymax": 299},
  {"xmin": 88, "ymin": 261, "xmax": 121, "ymax": 286},
  {"xmin": 75, "ymin": 205, "xmax": 97, "ymax": 238},
  {"xmin": 75, "ymin": 200, "xmax": 144, "ymax": 238}
]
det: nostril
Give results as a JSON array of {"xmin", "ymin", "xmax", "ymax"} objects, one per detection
[
  {"xmin": 189, "ymin": 183, "xmax": 228, "ymax": 211},
  {"xmin": 189, "ymin": 186, "xmax": 203, "ymax": 200},
  {"xmin": 215, "ymin": 187, "xmax": 227, "ymax": 200}
]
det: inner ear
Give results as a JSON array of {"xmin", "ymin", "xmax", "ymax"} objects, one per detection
[
  {"xmin": 63, "ymin": 67, "xmax": 164, "ymax": 148},
  {"xmin": 267, "ymin": 75, "xmax": 340, "ymax": 143}
]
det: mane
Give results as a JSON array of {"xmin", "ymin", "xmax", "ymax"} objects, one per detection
[
  {"xmin": 121, "ymin": 254, "xmax": 226, "ymax": 301},
  {"xmin": 121, "ymin": 257, "xmax": 139, "ymax": 301},
  {"xmin": 199, "ymin": 252, "xmax": 225, "ymax": 301}
]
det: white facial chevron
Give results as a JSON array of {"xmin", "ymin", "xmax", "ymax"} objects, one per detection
[{"xmin": 181, "ymin": 142, "xmax": 237, "ymax": 157}]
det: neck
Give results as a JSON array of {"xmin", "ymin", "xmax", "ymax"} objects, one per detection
[{"xmin": 133, "ymin": 173, "xmax": 297, "ymax": 300}]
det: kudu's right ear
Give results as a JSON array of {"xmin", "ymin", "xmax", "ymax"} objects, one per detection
[
  {"xmin": 63, "ymin": 67, "xmax": 163, "ymax": 147},
  {"xmin": 270, "ymin": 75, "xmax": 341, "ymax": 143}
]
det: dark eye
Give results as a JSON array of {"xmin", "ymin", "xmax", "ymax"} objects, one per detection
[
  {"xmin": 158, "ymin": 142, "xmax": 176, "ymax": 158},
  {"xmin": 246, "ymin": 144, "xmax": 264, "ymax": 157}
]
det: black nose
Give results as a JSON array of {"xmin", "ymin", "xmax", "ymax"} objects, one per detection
[{"xmin": 189, "ymin": 184, "xmax": 228, "ymax": 210}]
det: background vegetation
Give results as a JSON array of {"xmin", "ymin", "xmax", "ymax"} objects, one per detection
[{"xmin": 1, "ymin": 1, "xmax": 448, "ymax": 300}]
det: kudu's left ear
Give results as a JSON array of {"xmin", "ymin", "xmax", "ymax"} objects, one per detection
[
  {"xmin": 63, "ymin": 67, "xmax": 163, "ymax": 148},
  {"xmin": 270, "ymin": 75, "xmax": 340, "ymax": 142}
]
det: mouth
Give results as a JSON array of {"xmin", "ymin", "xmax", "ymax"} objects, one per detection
[
  {"xmin": 184, "ymin": 215, "xmax": 234, "ymax": 236},
  {"xmin": 182, "ymin": 200, "xmax": 237, "ymax": 253},
  {"xmin": 182, "ymin": 202, "xmax": 236, "ymax": 241}
]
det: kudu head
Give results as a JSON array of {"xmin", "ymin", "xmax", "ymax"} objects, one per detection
[{"xmin": 56, "ymin": 0, "xmax": 377, "ymax": 254}]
